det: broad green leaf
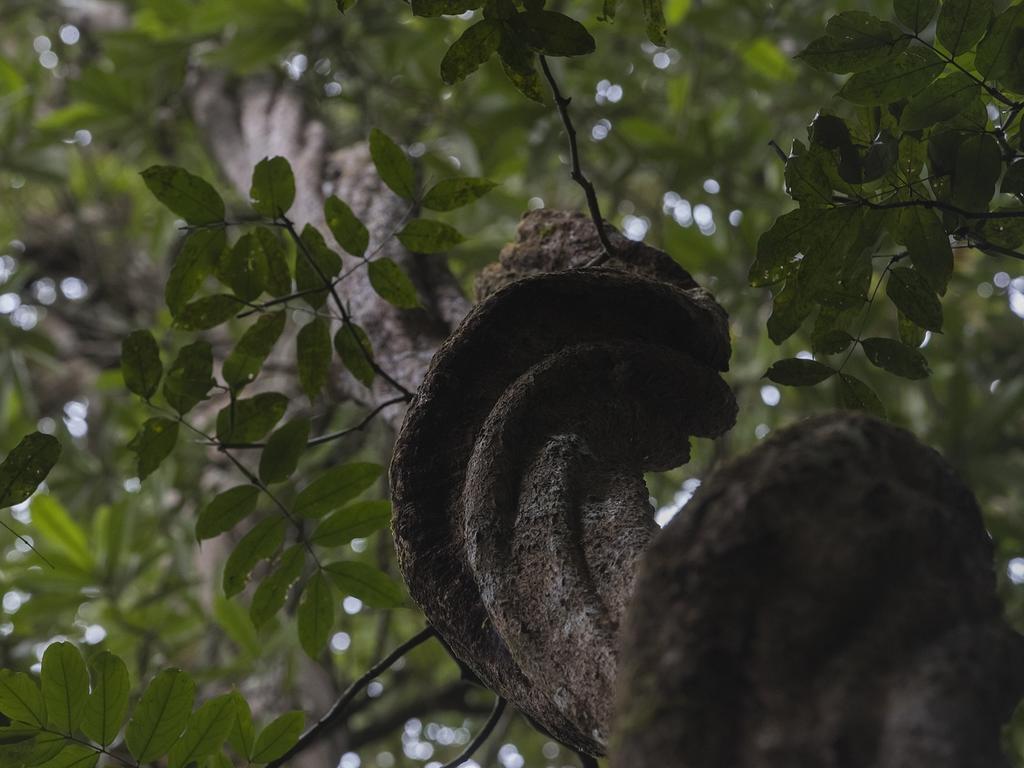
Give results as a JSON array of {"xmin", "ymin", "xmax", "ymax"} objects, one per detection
[
  {"xmin": 369, "ymin": 129, "xmax": 415, "ymax": 200},
  {"xmin": 310, "ymin": 500, "xmax": 391, "ymax": 547},
  {"xmin": 396, "ymin": 219, "xmax": 464, "ymax": 253},
  {"xmin": 296, "ymin": 225, "xmax": 342, "ymax": 309},
  {"xmin": 897, "ymin": 207, "xmax": 952, "ymax": 295},
  {"xmin": 936, "ymin": 0, "xmax": 992, "ymax": 56},
  {"xmin": 334, "ymin": 323, "xmax": 376, "ymax": 388},
  {"xmin": 862, "ymin": 336, "xmax": 931, "ymax": 379},
  {"xmin": 976, "ymin": 4, "xmax": 1024, "ymax": 81},
  {"xmin": 35, "ymin": 742, "xmax": 98, "ymax": 768},
  {"xmin": 898, "ymin": 310, "xmax": 927, "ymax": 348},
  {"xmin": 82, "ymin": 652, "xmax": 130, "ymax": 747},
  {"xmin": 498, "ymin": 36, "xmax": 546, "ymax": 103},
  {"xmin": 899, "ymin": 72, "xmax": 980, "ymax": 131},
  {"xmin": 0, "ymin": 725, "xmax": 44, "ymax": 767},
  {"xmin": 293, "ymin": 463, "xmax": 382, "ymax": 519},
  {"xmin": 767, "ymin": 273, "xmax": 814, "ymax": 343},
  {"xmin": 207, "ymin": 752, "xmax": 233, "ymax": 768},
  {"xmin": 41, "ymin": 642, "xmax": 89, "ymax": 733},
  {"xmin": 222, "ymin": 518, "xmax": 286, "ymax": 596},
  {"xmin": 227, "ymin": 692, "xmax": 254, "ymax": 761},
  {"xmin": 411, "ymin": 0, "xmax": 482, "ymax": 15},
  {"xmin": 749, "ymin": 208, "xmax": 818, "ymax": 286},
  {"xmin": 221, "ymin": 233, "xmax": 269, "ymax": 303},
  {"xmin": 837, "ymin": 374, "xmax": 887, "ymax": 418},
  {"xmin": 886, "ymin": 267, "xmax": 943, "ymax": 331},
  {"xmin": 952, "ymin": 133, "xmax": 1001, "ymax": 212},
  {"xmin": 175, "ymin": 294, "xmax": 243, "ymax": 331},
  {"xmin": 0, "ymin": 671, "xmax": 45, "ymax": 727},
  {"xmin": 785, "ymin": 149, "xmax": 831, "ymax": 207},
  {"xmin": 259, "ymin": 418, "xmax": 310, "ymax": 484},
  {"xmin": 167, "ymin": 229, "xmax": 224, "ymax": 315},
  {"xmin": 838, "ymin": 48, "xmax": 945, "ymax": 105},
  {"xmin": 250, "ymin": 157, "xmax": 295, "ymax": 218},
  {"xmin": 25, "ymin": 728, "xmax": 68, "ymax": 765},
  {"xmin": 297, "ymin": 317, "xmax": 331, "ymax": 401},
  {"xmin": 422, "ymin": 178, "xmax": 498, "ymax": 211},
  {"xmin": 763, "ymin": 358, "xmax": 836, "ymax": 386},
  {"xmin": 128, "ymin": 418, "xmax": 179, "ymax": 480},
  {"xmin": 125, "ymin": 669, "xmax": 196, "ymax": 764},
  {"xmin": 440, "ymin": 19, "xmax": 502, "ymax": 84},
  {"xmin": 121, "ymin": 330, "xmax": 162, "ymax": 399},
  {"xmin": 250, "ymin": 545, "xmax": 305, "ymax": 628},
  {"xmin": 215, "ymin": 393, "xmax": 288, "ymax": 443},
  {"xmin": 254, "ymin": 227, "xmax": 292, "ymax": 298},
  {"xmin": 368, "ymin": 259, "xmax": 420, "ymax": 309},
  {"xmin": 324, "ymin": 196, "xmax": 369, "ymax": 258},
  {"xmin": 141, "ymin": 166, "xmax": 225, "ymax": 225},
  {"xmin": 31, "ymin": 495, "xmax": 92, "ymax": 571},
  {"xmin": 507, "ymin": 11, "xmax": 596, "ymax": 57},
  {"xmin": 894, "ymin": 0, "xmax": 938, "ymax": 32},
  {"xmin": 223, "ymin": 312, "xmax": 286, "ymax": 390},
  {"xmin": 167, "ymin": 694, "xmax": 235, "ymax": 768},
  {"xmin": 297, "ymin": 571, "xmax": 334, "ymax": 658},
  {"xmin": 163, "ymin": 341, "xmax": 214, "ymax": 415},
  {"xmin": 324, "ymin": 562, "xmax": 405, "ymax": 608},
  {"xmin": 980, "ymin": 215, "xmax": 1024, "ymax": 249},
  {"xmin": 196, "ymin": 486, "xmax": 260, "ymax": 541},
  {"xmin": 251, "ymin": 711, "xmax": 303, "ymax": 764},
  {"xmin": 798, "ymin": 12, "xmax": 908, "ymax": 73},
  {"xmin": 0, "ymin": 433, "xmax": 61, "ymax": 508},
  {"xmin": 1002, "ymin": 160, "xmax": 1024, "ymax": 195},
  {"xmin": 642, "ymin": 0, "xmax": 667, "ymax": 45}
]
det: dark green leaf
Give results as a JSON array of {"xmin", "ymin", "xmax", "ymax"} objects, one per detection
[
  {"xmin": 897, "ymin": 206, "xmax": 952, "ymax": 294},
  {"xmin": 167, "ymin": 229, "xmax": 224, "ymax": 316},
  {"xmin": 141, "ymin": 166, "xmax": 225, "ymax": 225},
  {"xmin": 886, "ymin": 266, "xmax": 943, "ymax": 331},
  {"xmin": 898, "ymin": 310, "xmax": 927, "ymax": 348},
  {"xmin": 809, "ymin": 113, "xmax": 852, "ymax": 149},
  {"xmin": 837, "ymin": 373, "xmax": 886, "ymax": 418},
  {"xmin": 767, "ymin": 273, "xmax": 815, "ymax": 343},
  {"xmin": 125, "ymin": 669, "xmax": 195, "ymax": 764},
  {"xmin": 215, "ymin": 393, "xmax": 288, "ymax": 443},
  {"xmin": 295, "ymin": 225, "xmax": 342, "ymax": 310},
  {"xmin": 860, "ymin": 131, "xmax": 898, "ymax": 182},
  {"xmin": 174, "ymin": 295, "xmax": 243, "ymax": 331},
  {"xmin": 411, "ymin": 0, "xmax": 482, "ymax": 16},
  {"xmin": 507, "ymin": 11, "xmax": 596, "ymax": 57},
  {"xmin": 812, "ymin": 328, "xmax": 855, "ymax": 355},
  {"xmin": 1002, "ymin": 160, "xmax": 1024, "ymax": 195},
  {"xmin": 222, "ymin": 518, "xmax": 286, "ymax": 597},
  {"xmin": 642, "ymin": 0, "xmax": 667, "ymax": 46},
  {"xmin": 976, "ymin": 4, "xmax": 1024, "ymax": 81},
  {"xmin": 297, "ymin": 571, "xmax": 334, "ymax": 658},
  {"xmin": 749, "ymin": 208, "xmax": 818, "ymax": 286},
  {"xmin": 196, "ymin": 486, "xmax": 260, "ymax": 541},
  {"xmin": 894, "ymin": 0, "xmax": 938, "ymax": 32},
  {"xmin": 82, "ymin": 652, "xmax": 130, "ymax": 747},
  {"xmin": 0, "ymin": 725, "xmax": 43, "ymax": 767},
  {"xmin": 838, "ymin": 48, "xmax": 945, "ymax": 105},
  {"xmin": 899, "ymin": 72, "xmax": 980, "ymax": 131},
  {"xmin": 798, "ymin": 12, "xmax": 908, "ymax": 73},
  {"xmin": 862, "ymin": 336, "xmax": 931, "ymax": 378},
  {"xmin": 368, "ymin": 259, "xmax": 420, "ymax": 309},
  {"xmin": 440, "ymin": 19, "xmax": 502, "ymax": 84},
  {"xmin": 324, "ymin": 562, "xmax": 405, "ymax": 608},
  {"xmin": 952, "ymin": 133, "xmax": 1001, "ymax": 212},
  {"xmin": 251, "ymin": 712, "xmax": 303, "ymax": 764},
  {"xmin": 297, "ymin": 317, "xmax": 331, "ymax": 401},
  {"xmin": 498, "ymin": 36, "xmax": 546, "ymax": 103},
  {"xmin": 227, "ymin": 692, "xmax": 254, "ymax": 761},
  {"xmin": 368, "ymin": 129, "xmax": 415, "ymax": 200},
  {"xmin": 222, "ymin": 233, "xmax": 269, "ymax": 303},
  {"xmin": 293, "ymin": 463, "xmax": 382, "ymax": 519},
  {"xmin": 35, "ymin": 742, "xmax": 98, "ymax": 768},
  {"xmin": 764, "ymin": 358, "xmax": 836, "ymax": 386},
  {"xmin": 936, "ymin": 0, "xmax": 992, "ymax": 56},
  {"xmin": 254, "ymin": 227, "xmax": 292, "ymax": 298},
  {"xmin": 128, "ymin": 419, "xmax": 178, "ymax": 480},
  {"xmin": 167, "ymin": 694, "xmax": 234, "ymax": 768},
  {"xmin": 310, "ymin": 500, "xmax": 391, "ymax": 547},
  {"xmin": 421, "ymin": 177, "xmax": 498, "ymax": 211},
  {"xmin": 396, "ymin": 219, "xmax": 464, "ymax": 253},
  {"xmin": 259, "ymin": 418, "xmax": 310, "ymax": 485},
  {"xmin": 324, "ymin": 196, "xmax": 369, "ymax": 259},
  {"xmin": 785, "ymin": 149, "xmax": 832, "ymax": 207},
  {"xmin": 223, "ymin": 312, "xmax": 286, "ymax": 390},
  {"xmin": 250, "ymin": 157, "xmax": 295, "ymax": 218},
  {"xmin": 163, "ymin": 341, "xmax": 214, "ymax": 415},
  {"xmin": 979, "ymin": 214, "xmax": 1024, "ymax": 249},
  {"xmin": 250, "ymin": 545, "xmax": 305, "ymax": 628},
  {"xmin": 333, "ymin": 323, "xmax": 376, "ymax": 388},
  {"xmin": 0, "ymin": 433, "xmax": 61, "ymax": 509},
  {"xmin": 0, "ymin": 671, "xmax": 45, "ymax": 727}
]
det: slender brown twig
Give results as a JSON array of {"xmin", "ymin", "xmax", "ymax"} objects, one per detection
[{"xmin": 438, "ymin": 696, "xmax": 507, "ymax": 768}]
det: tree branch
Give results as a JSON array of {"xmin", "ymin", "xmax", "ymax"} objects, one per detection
[{"xmin": 439, "ymin": 696, "xmax": 506, "ymax": 768}]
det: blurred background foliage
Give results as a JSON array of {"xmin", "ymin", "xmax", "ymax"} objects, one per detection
[{"xmin": 0, "ymin": 0, "xmax": 1022, "ymax": 766}]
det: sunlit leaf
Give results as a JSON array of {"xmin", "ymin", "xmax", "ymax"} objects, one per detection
[{"xmin": 31, "ymin": 495, "xmax": 92, "ymax": 571}]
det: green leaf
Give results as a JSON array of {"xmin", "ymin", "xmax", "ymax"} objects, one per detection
[
  {"xmin": 254, "ymin": 227, "xmax": 292, "ymax": 298},
  {"xmin": 837, "ymin": 373, "xmax": 886, "ymax": 418},
  {"xmin": 0, "ymin": 671, "xmax": 45, "ymax": 727},
  {"xmin": 498, "ymin": 36, "xmax": 546, "ymax": 103},
  {"xmin": 259, "ymin": 418, "xmax": 310, "ymax": 484},
  {"xmin": 898, "ymin": 310, "xmax": 927, "ymax": 348},
  {"xmin": 296, "ymin": 225, "xmax": 342, "ymax": 309},
  {"xmin": 41, "ymin": 643, "xmax": 88, "ymax": 733},
  {"xmin": 368, "ymin": 259, "xmax": 420, "ymax": 309},
  {"xmin": 785, "ymin": 149, "xmax": 832, "ymax": 207},
  {"xmin": 324, "ymin": 562, "xmax": 405, "ymax": 608},
  {"xmin": 897, "ymin": 207, "xmax": 952, "ymax": 295},
  {"xmin": 215, "ymin": 393, "xmax": 288, "ymax": 443},
  {"xmin": 35, "ymin": 742, "xmax": 98, "ymax": 768},
  {"xmin": 250, "ymin": 157, "xmax": 295, "ymax": 218},
  {"xmin": 899, "ymin": 72, "xmax": 980, "ymax": 131},
  {"xmin": 862, "ymin": 336, "xmax": 931, "ymax": 379},
  {"xmin": 121, "ymin": 330, "xmax": 162, "ymax": 399},
  {"xmin": 227, "ymin": 692, "xmax": 254, "ymax": 761},
  {"xmin": 767, "ymin": 274, "xmax": 815, "ymax": 343},
  {"xmin": 174, "ymin": 294, "xmax": 243, "ymax": 331},
  {"xmin": 167, "ymin": 695, "xmax": 235, "ymax": 768},
  {"xmin": 221, "ymin": 233, "xmax": 269, "ymax": 303},
  {"xmin": 838, "ymin": 48, "xmax": 945, "ymax": 105},
  {"xmin": 196, "ymin": 486, "xmax": 260, "ymax": 541},
  {"xmin": 368, "ymin": 128, "xmax": 415, "ymax": 200},
  {"xmin": 31, "ymin": 495, "xmax": 92, "ymax": 572},
  {"xmin": 763, "ymin": 358, "xmax": 836, "ymax": 386},
  {"xmin": 125, "ymin": 669, "xmax": 196, "ymax": 764},
  {"xmin": 812, "ymin": 329, "xmax": 855, "ymax": 355},
  {"xmin": 163, "ymin": 341, "xmax": 215, "ymax": 415},
  {"xmin": 0, "ymin": 433, "xmax": 61, "ymax": 509},
  {"xmin": 293, "ymin": 463, "xmax": 382, "ymax": 519},
  {"xmin": 507, "ymin": 11, "xmax": 596, "ymax": 56},
  {"xmin": 167, "ymin": 229, "xmax": 224, "ymax": 315},
  {"xmin": 808, "ymin": 114, "xmax": 853, "ymax": 149},
  {"xmin": 82, "ymin": 652, "xmax": 130, "ymax": 747},
  {"xmin": 440, "ymin": 19, "xmax": 502, "ymax": 84},
  {"xmin": 798, "ymin": 12, "xmax": 908, "ymax": 73},
  {"xmin": 1002, "ymin": 160, "xmax": 1024, "ymax": 195},
  {"xmin": 223, "ymin": 312, "xmax": 286, "ymax": 390},
  {"xmin": 411, "ymin": 0, "xmax": 483, "ymax": 16},
  {"xmin": 251, "ymin": 712, "xmax": 303, "ymax": 764},
  {"xmin": 642, "ymin": 0, "xmax": 667, "ymax": 45},
  {"xmin": 310, "ymin": 500, "xmax": 391, "ymax": 547},
  {"xmin": 324, "ymin": 196, "xmax": 369, "ymax": 258},
  {"xmin": 952, "ymin": 133, "xmax": 1001, "ymax": 212},
  {"xmin": 976, "ymin": 4, "xmax": 1024, "ymax": 81},
  {"xmin": 25, "ymin": 728, "xmax": 68, "ymax": 766},
  {"xmin": 886, "ymin": 267, "xmax": 943, "ymax": 331},
  {"xmin": 297, "ymin": 571, "xmax": 334, "ymax": 658},
  {"xmin": 749, "ymin": 208, "xmax": 817, "ymax": 286},
  {"xmin": 213, "ymin": 595, "xmax": 260, "ymax": 659},
  {"xmin": 894, "ymin": 0, "xmax": 938, "ymax": 32},
  {"xmin": 0, "ymin": 725, "xmax": 44, "ymax": 767},
  {"xmin": 936, "ymin": 0, "xmax": 992, "ymax": 57},
  {"xmin": 334, "ymin": 323, "xmax": 376, "ymax": 388},
  {"xmin": 141, "ymin": 166, "xmax": 225, "ymax": 225},
  {"xmin": 396, "ymin": 219, "xmax": 465, "ymax": 253},
  {"xmin": 250, "ymin": 545, "xmax": 305, "ymax": 628},
  {"xmin": 297, "ymin": 317, "xmax": 332, "ymax": 401},
  {"xmin": 222, "ymin": 518, "xmax": 286, "ymax": 597},
  {"xmin": 128, "ymin": 419, "xmax": 179, "ymax": 481},
  {"xmin": 979, "ymin": 214, "xmax": 1024, "ymax": 249},
  {"xmin": 422, "ymin": 177, "xmax": 498, "ymax": 211}
]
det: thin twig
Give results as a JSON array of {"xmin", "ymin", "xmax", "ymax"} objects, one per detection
[
  {"xmin": 835, "ymin": 194, "xmax": 1024, "ymax": 221},
  {"xmin": 538, "ymin": 55, "xmax": 618, "ymax": 265},
  {"xmin": 266, "ymin": 626, "xmax": 437, "ymax": 768},
  {"xmin": 438, "ymin": 696, "xmax": 507, "ymax": 768}
]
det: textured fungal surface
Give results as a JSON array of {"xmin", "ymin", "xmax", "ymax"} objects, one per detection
[
  {"xmin": 390, "ymin": 210, "xmax": 737, "ymax": 755},
  {"xmin": 612, "ymin": 412, "xmax": 1024, "ymax": 768}
]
